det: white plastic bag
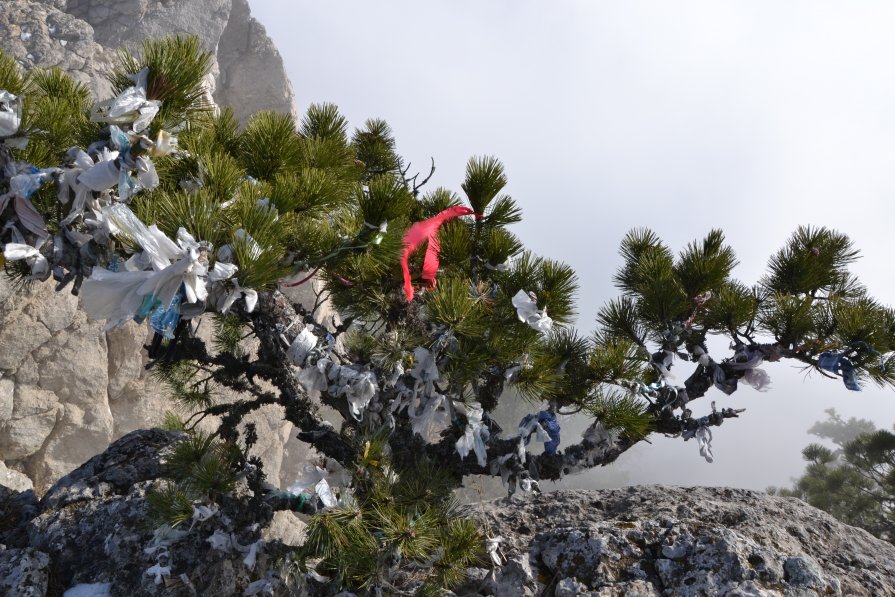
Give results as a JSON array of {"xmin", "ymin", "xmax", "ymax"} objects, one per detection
[
  {"xmin": 410, "ymin": 392, "xmax": 451, "ymax": 443},
  {"xmin": 234, "ymin": 228, "xmax": 263, "ymax": 259},
  {"xmin": 135, "ymin": 155, "xmax": 160, "ymax": 191},
  {"xmin": 13, "ymin": 196, "xmax": 48, "ymax": 241},
  {"xmin": 455, "ymin": 401, "xmax": 489, "ymax": 467},
  {"xmin": 217, "ymin": 277, "xmax": 258, "ymax": 314},
  {"xmin": 315, "ymin": 478, "xmax": 338, "ymax": 508},
  {"xmin": 78, "ymin": 155, "xmax": 120, "ymax": 192},
  {"xmin": 411, "ymin": 346, "xmax": 440, "ymax": 382},
  {"xmin": 103, "ymin": 203, "xmax": 181, "ymax": 271},
  {"xmin": 330, "ymin": 366, "xmax": 377, "ymax": 420},
  {"xmin": 90, "ymin": 68, "xmax": 160, "ymax": 133},
  {"xmin": 743, "ymin": 368, "xmax": 771, "ymax": 392},
  {"xmin": 58, "ymin": 169, "xmax": 94, "ymax": 226},
  {"xmin": 208, "ymin": 261, "xmax": 238, "ymax": 281},
  {"xmin": 297, "ymin": 357, "xmax": 331, "ymax": 392},
  {"xmin": 287, "ymin": 327, "xmax": 318, "ymax": 366},
  {"xmin": 2, "ymin": 242, "xmax": 48, "ymax": 279},
  {"xmin": 512, "ymin": 289, "xmax": 553, "ymax": 334},
  {"xmin": 0, "ymin": 90, "xmax": 21, "ymax": 137},
  {"xmin": 80, "ymin": 248, "xmax": 207, "ymax": 327}
]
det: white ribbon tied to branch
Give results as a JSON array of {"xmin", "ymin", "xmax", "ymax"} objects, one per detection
[
  {"xmin": 2, "ymin": 243, "xmax": 49, "ymax": 280},
  {"xmin": 207, "ymin": 260, "xmax": 260, "ymax": 315},
  {"xmin": 455, "ymin": 401, "xmax": 489, "ymax": 467},
  {"xmin": 328, "ymin": 365, "xmax": 378, "ymax": 421},
  {"xmin": 58, "ymin": 148, "xmax": 98, "ymax": 225},
  {"xmin": 0, "ymin": 90, "xmax": 22, "ymax": 137},
  {"xmin": 104, "ymin": 203, "xmax": 182, "ymax": 271},
  {"xmin": 411, "ymin": 346, "xmax": 440, "ymax": 382},
  {"xmin": 286, "ymin": 327, "xmax": 318, "ymax": 367},
  {"xmin": 512, "ymin": 289, "xmax": 553, "ymax": 334},
  {"xmin": 695, "ymin": 426, "xmax": 713, "ymax": 463},
  {"xmin": 80, "ymin": 206, "xmax": 208, "ymax": 327},
  {"xmin": 218, "ymin": 277, "xmax": 258, "ymax": 314}
]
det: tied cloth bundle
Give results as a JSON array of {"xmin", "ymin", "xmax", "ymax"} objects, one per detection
[
  {"xmin": 726, "ymin": 344, "xmax": 772, "ymax": 392},
  {"xmin": 518, "ymin": 410, "xmax": 561, "ymax": 455},
  {"xmin": 817, "ymin": 351, "xmax": 861, "ymax": 391}
]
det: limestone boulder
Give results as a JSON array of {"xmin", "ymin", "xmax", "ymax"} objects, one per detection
[
  {"xmin": 0, "ymin": 0, "xmax": 114, "ymax": 98},
  {"xmin": 472, "ymin": 485, "xmax": 895, "ymax": 596},
  {"xmin": 0, "ymin": 0, "xmax": 302, "ymax": 491}
]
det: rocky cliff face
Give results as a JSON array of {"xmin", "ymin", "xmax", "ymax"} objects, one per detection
[
  {"xmin": 2, "ymin": 431, "xmax": 893, "ymax": 596},
  {"xmin": 1, "ymin": 0, "xmax": 296, "ymax": 121},
  {"xmin": 0, "ymin": 0, "xmax": 302, "ymax": 492}
]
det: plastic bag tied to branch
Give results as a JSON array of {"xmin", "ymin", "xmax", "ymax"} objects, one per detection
[
  {"xmin": 455, "ymin": 401, "xmax": 489, "ymax": 467},
  {"xmin": 90, "ymin": 67, "xmax": 160, "ymax": 133},
  {"xmin": 286, "ymin": 327, "xmax": 319, "ymax": 367},
  {"xmin": 79, "ymin": 210, "xmax": 209, "ymax": 328},
  {"xmin": 0, "ymin": 166, "xmax": 60, "ymax": 242},
  {"xmin": 2, "ymin": 242, "xmax": 49, "ymax": 279},
  {"xmin": 512, "ymin": 289, "xmax": 553, "ymax": 334},
  {"xmin": 518, "ymin": 409, "xmax": 561, "ymax": 455},
  {"xmin": 818, "ymin": 351, "xmax": 861, "ymax": 392},
  {"xmin": 0, "ymin": 90, "xmax": 22, "ymax": 138}
]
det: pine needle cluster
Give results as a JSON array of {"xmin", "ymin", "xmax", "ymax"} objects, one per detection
[
  {"xmin": 146, "ymin": 430, "xmax": 242, "ymax": 528},
  {"xmin": 299, "ymin": 435, "xmax": 484, "ymax": 593}
]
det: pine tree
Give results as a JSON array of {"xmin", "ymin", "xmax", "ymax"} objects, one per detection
[
  {"xmin": 3, "ymin": 36, "xmax": 895, "ymax": 592},
  {"xmin": 769, "ymin": 410, "xmax": 895, "ymax": 543}
]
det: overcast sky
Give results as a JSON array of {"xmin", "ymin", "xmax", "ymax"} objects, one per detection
[{"xmin": 250, "ymin": 0, "xmax": 895, "ymax": 491}]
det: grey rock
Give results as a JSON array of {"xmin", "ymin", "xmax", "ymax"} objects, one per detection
[
  {"xmin": 477, "ymin": 486, "xmax": 895, "ymax": 597},
  {"xmin": 0, "ymin": 484, "xmax": 39, "ymax": 539},
  {"xmin": 0, "ymin": 377, "xmax": 14, "ymax": 421},
  {"xmin": 555, "ymin": 577, "xmax": 591, "ymax": 596},
  {"xmin": 0, "ymin": 546, "xmax": 49, "ymax": 597},
  {"xmin": 3, "ymin": 433, "xmax": 895, "ymax": 597},
  {"xmin": 262, "ymin": 509, "xmax": 308, "ymax": 547},
  {"xmin": 0, "ymin": 1, "xmax": 114, "ymax": 99},
  {"xmin": 216, "ymin": 0, "xmax": 298, "ymax": 123},
  {"xmin": 482, "ymin": 554, "xmax": 538, "ymax": 596},
  {"xmin": 0, "ymin": 460, "xmax": 34, "ymax": 492},
  {"xmin": 2, "ymin": 429, "xmax": 289, "ymax": 595},
  {"xmin": 39, "ymin": 428, "xmax": 182, "ymax": 511},
  {"xmin": 63, "ymin": 0, "xmax": 297, "ymax": 122}
]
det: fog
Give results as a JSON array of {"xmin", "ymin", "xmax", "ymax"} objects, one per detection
[{"xmin": 250, "ymin": 0, "xmax": 895, "ymax": 491}]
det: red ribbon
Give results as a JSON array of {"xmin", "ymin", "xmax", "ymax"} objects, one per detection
[{"xmin": 401, "ymin": 205, "xmax": 481, "ymax": 301}]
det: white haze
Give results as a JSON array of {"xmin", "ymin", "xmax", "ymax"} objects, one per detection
[{"xmin": 250, "ymin": 0, "xmax": 895, "ymax": 490}]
